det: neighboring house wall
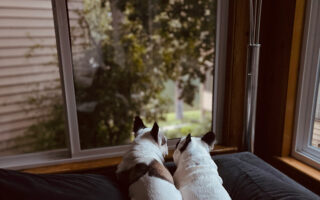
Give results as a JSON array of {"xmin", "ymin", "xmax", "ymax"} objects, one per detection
[
  {"xmin": 315, "ymin": 86, "xmax": 320, "ymax": 120},
  {"xmin": 0, "ymin": 0, "xmax": 84, "ymax": 156},
  {"xmin": 313, "ymin": 87, "xmax": 320, "ymax": 147}
]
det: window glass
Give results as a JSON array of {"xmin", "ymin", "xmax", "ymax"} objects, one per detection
[
  {"xmin": 68, "ymin": 0, "xmax": 217, "ymax": 149},
  {"xmin": 311, "ymin": 67, "xmax": 320, "ymax": 149},
  {"xmin": 0, "ymin": 0, "xmax": 66, "ymax": 156}
]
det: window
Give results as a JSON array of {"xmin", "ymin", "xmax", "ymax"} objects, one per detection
[
  {"xmin": 67, "ymin": 0, "xmax": 218, "ymax": 150},
  {"xmin": 0, "ymin": 0, "xmax": 68, "ymax": 161},
  {"xmin": 0, "ymin": 0, "xmax": 228, "ymax": 169},
  {"xmin": 292, "ymin": 0, "xmax": 320, "ymax": 170}
]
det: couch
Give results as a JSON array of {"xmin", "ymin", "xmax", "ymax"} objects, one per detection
[{"xmin": 0, "ymin": 152, "xmax": 319, "ymax": 200}]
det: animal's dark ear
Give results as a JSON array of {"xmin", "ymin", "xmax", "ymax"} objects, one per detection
[
  {"xmin": 180, "ymin": 133, "xmax": 191, "ymax": 152},
  {"xmin": 150, "ymin": 122, "xmax": 159, "ymax": 142},
  {"xmin": 201, "ymin": 131, "xmax": 215, "ymax": 147},
  {"xmin": 133, "ymin": 116, "xmax": 146, "ymax": 137}
]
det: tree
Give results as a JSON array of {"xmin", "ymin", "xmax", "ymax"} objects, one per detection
[{"xmin": 118, "ymin": 0, "xmax": 217, "ymax": 104}]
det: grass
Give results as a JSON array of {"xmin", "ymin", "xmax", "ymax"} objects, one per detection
[
  {"xmin": 161, "ymin": 80, "xmax": 200, "ymax": 112},
  {"xmin": 145, "ymin": 110, "xmax": 212, "ymax": 139},
  {"xmin": 143, "ymin": 79, "xmax": 210, "ymax": 139}
]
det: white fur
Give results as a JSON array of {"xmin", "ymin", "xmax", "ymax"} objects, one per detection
[
  {"xmin": 129, "ymin": 174, "xmax": 182, "ymax": 200},
  {"xmin": 173, "ymin": 136, "xmax": 231, "ymax": 200},
  {"xmin": 117, "ymin": 127, "xmax": 182, "ymax": 200}
]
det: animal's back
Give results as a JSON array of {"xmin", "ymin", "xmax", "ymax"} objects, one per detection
[
  {"xmin": 180, "ymin": 179, "xmax": 231, "ymax": 200},
  {"xmin": 130, "ymin": 174, "xmax": 182, "ymax": 200},
  {"xmin": 121, "ymin": 160, "xmax": 182, "ymax": 200},
  {"xmin": 178, "ymin": 167, "xmax": 231, "ymax": 200}
]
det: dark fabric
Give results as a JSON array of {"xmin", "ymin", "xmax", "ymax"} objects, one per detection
[
  {"xmin": 0, "ymin": 152, "xmax": 318, "ymax": 200},
  {"xmin": 212, "ymin": 152, "xmax": 320, "ymax": 200},
  {"xmin": 0, "ymin": 169, "xmax": 124, "ymax": 200}
]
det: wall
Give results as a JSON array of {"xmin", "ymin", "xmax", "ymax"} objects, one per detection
[{"xmin": 315, "ymin": 87, "xmax": 320, "ymax": 120}]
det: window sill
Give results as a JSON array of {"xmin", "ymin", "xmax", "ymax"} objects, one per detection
[
  {"xmin": 21, "ymin": 145, "xmax": 237, "ymax": 174},
  {"xmin": 273, "ymin": 156, "xmax": 320, "ymax": 195}
]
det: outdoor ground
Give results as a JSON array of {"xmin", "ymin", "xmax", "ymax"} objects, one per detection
[{"xmin": 145, "ymin": 110, "xmax": 211, "ymax": 139}]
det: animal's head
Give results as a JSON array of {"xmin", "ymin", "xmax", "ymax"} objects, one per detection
[
  {"xmin": 133, "ymin": 116, "xmax": 168, "ymax": 156},
  {"xmin": 173, "ymin": 131, "xmax": 215, "ymax": 165}
]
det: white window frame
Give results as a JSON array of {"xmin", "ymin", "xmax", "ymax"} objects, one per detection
[
  {"xmin": 0, "ymin": 0, "xmax": 229, "ymax": 169},
  {"xmin": 292, "ymin": 0, "xmax": 320, "ymax": 170}
]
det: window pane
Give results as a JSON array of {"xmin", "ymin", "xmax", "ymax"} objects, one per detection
[
  {"xmin": 0, "ymin": 0, "xmax": 67, "ymax": 157},
  {"xmin": 312, "ymin": 80, "xmax": 320, "ymax": 148},
  {"xmin": 68, "ymin": 0, "xmax": 216, "ymax": 149}
]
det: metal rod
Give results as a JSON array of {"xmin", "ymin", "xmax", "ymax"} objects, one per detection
[
  {"xmin": 256, "ymin": 0, "xmax": 263, "ymax": 43},
  {"xmin": 243, "ymin": 44, "xmax": 261, "ymax": 152},
  {"xmin": 253, "ymin": 0, "xmax": 258, "ymax": 42},
  {"xmin": 249, "ymin": 0, "xmax": 254, "ymax": 44},
  {"xmin": 243, "ymin": 0, "xmax": 262, "ymax": 153}
]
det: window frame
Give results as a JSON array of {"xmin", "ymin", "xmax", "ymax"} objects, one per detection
[
  {"xmin": 0, "ymin": 0, "xmax": 229, "ymax": 169},
  {"xmin": 292, "ymin": 0, "xmax": 320, "ymax": 170}
]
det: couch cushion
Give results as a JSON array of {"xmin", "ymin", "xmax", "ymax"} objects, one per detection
[
  {"xmin": 214, "ymin": 152, "xmax": 319, "ymax": 200},
  {"xmin": 0, "ymin": 169, "xmax": 124, "ymax": 200}
]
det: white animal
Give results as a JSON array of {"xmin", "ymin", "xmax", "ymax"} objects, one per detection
[
  {"xmin": 173, "ymin": 132, "xmax": 231, "ymax": 200},
  {"xmin": 117, "ymin": 116, "xmax": 182, "ymax": 200}
]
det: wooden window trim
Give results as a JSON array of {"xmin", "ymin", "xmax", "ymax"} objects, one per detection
[
  {"xmin": 281, "ymin": 0, "xmax": 307, "ymax": 157},
  {"xmin": 276, "ymin": 157, "xmax": 320, "ymax": 182},
  {"xmin": 222, "ymin": 0, "xmax": 249, "ymax": 149},
  {"xmin": 21, "ymin": 145, "xmax": 237, "ymax": 174},
  {"xmin": 253, "ymin": 0, "xmax": 319, "ymax": 194},
  {"xmin": 273, "ymin": 157, "xmax": 320, "ymax": 195}
]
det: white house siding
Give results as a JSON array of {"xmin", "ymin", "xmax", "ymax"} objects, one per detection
[
  {"xmin": 0, "ymin": 0, "xmax": 84, "ymax": 156},
  {"xmin": 315, "ymin": 86, "xmax": 320, "ymax": 120}
]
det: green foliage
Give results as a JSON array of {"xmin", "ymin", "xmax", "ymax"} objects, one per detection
[
  {"xmin": 25, "ymin": 96, "xmax": 66, "ymax": 151},
  {"xmin": 25, "ymin": 0, "xmax": 216, "ymax": 150},
  {"xmin": 119, "ymin": 0, "xmax": 217, "ymax": 104}
]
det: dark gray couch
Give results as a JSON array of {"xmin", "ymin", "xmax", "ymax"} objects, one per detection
[{"xmin": 0, "ymin": 152, "xmax": 319, "ymax": 200}]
